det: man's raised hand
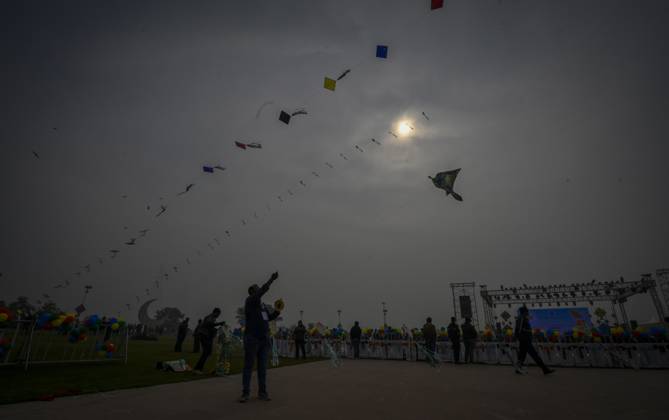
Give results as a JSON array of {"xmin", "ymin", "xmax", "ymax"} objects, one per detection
[{"xmin": 270, "ymin": 271, "xmax": 279, "ymax": 281}]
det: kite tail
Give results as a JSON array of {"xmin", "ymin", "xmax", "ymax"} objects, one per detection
[{"xmin": 450, "ymin": 192, "xmax": 463, "ymax": 202}]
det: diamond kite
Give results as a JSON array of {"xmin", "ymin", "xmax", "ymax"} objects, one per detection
[
  {"xmin": 431, "ymin": 0, "xmax": 444, "ymax": 10},
  {"xmin": 376, "ymin": 45, "xmax": 388, "ymax": 59},
  {"xmin": 323, "ymin": 77, "xmax": 336, "ymax": 91},
  {"xmin": 429, "ymin": 169, "xmax": 463, "ymax": 201}
]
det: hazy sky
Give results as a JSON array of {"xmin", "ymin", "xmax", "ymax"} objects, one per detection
[{"xmin": 2, "ymin": 0, "xmax": 668, "ymax": 328}]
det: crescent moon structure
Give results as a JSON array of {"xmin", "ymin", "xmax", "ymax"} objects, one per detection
[{"xmin": 137, "ymin": 298, "xmax": 165, "ymax": 328}]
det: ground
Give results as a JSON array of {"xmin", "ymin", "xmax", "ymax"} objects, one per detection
[
  {"xmin": 1, "ymin": 359, "xmax": 667, "ymax": 420},
  {"xmin": 0, "ymin": 336, "xmax": 316, "ymax": 404}
]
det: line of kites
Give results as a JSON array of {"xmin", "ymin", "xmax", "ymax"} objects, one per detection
[{"xmin": 42, "ymin": 0, "xmax": 459, "ymax": 310}]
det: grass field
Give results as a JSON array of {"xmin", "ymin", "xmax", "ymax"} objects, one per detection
[{"xmin": 0, "ymin": 336, "xmax": 317, "ymax": 405}]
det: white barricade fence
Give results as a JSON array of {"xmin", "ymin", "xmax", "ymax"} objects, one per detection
[
  {"xmin": 0, "ymin": 320, "xmax": 129, "ymax": 370},
  {"xmin": 275, "ymin": 339, "xmax": 669, "ymax": 369}
]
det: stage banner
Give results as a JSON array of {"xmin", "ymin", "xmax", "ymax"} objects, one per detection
[{"xmin": 528, "ymin": 307, "xmax": 592, "ymax": 333}]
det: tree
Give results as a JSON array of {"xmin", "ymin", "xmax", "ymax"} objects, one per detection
[
  {"xmin": 9, "ymin": 296, "xmax": 36, "ymax": 319},
  {"xmin": 154, "ymin": 307, "xmax": 185, "ymax": 333}
]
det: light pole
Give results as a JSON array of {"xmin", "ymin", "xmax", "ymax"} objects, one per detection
[
  {"xmin": 337, "ymin": 309, "xmax": 342, "ymax": 327},
  {"xmin": 382, "ymin": 302, "xmax": 388, "ymax": 328},
  {"xmin": 299, "ymin": 310, "xmax": 304, "ymax": 322}
]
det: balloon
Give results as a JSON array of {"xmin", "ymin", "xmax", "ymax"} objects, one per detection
[{"xmin": 0, "ymin": 313, "xmax": 7, "ymax": 322}]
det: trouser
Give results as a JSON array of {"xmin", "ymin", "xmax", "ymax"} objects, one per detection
[
  {"xmin": 174, "ymin": 334, "xmax": 186, "ymax": 352},
  {"xmin": 452, "ymin": 341, "xmax": 461, "ymax": 363},
  {"xmin": 194, "ymin": 337, "xmax": 213, "ymax": 371},
  {"xmin": 193, "ymin": 335, "xmax": 201, "ymax": 353},
  {"xmin": 517, "ymin": 339, "xmax": 549, "ymax": 372},
  {"xmin": 352, "ymin": 340, "xmax": 360, "ymax": 359},
  {"xmin": 464, "ymin": 339, "xmax": 475, "ymax": 363},
  {"xmin": 295, "ymin": 340, "xmax": 306, "ymax": 359},
  {"xmin": 242, "ymin": 336, "xmax": 269, "ymax": 396}
]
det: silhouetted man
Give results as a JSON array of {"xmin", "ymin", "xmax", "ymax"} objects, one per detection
[
  {"xmin": 293, "ymin": 320, "xmax": 307, "ymax": 359},
  {"xmin": 194, "ymin": 309, "xmax": 223, "ymax": 373},
  {"xmin": 422, "ymin": 317, "xmax": 437, "ymax": 357},
  {"xmin": 447, "ymin": 317, "xmax": 461, "ymax": 363},
  {"xmin": 350, "ymin": 321, "xmax": 362, "ymax": 359},
  {"xmin": 462, "ymin": 317, "xmax": 477, "ymax": 363},
  {"xmin": 515, "ymin": 306, "xmax": 554, "ymax": 375},
  {"xmin": 192, "ymin": 319, "xmax": 202, "ymax": 353},
  {"xmin": 240, "ymin": 272, "xmax": 281, "ymax": 403},
  {"xmin": 174, "ymin": 317, "xmax": 189, "ymax": 352}
]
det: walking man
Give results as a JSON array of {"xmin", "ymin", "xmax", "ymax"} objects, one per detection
[
  {"xmin": 193, "ymin": 309, "xmax": 224, "ymax": 373},
  {"xmin": 422, "ymin": 317, "xmax": 437, "ymax": 358},
  {"xmin": 515, "ymin": 306, "xmax": 555, "ymax": 375},
  {"xmin": 293, "ymin": 320, "xmax": 307, "ymax": 359},
  {"xmin": 462, "ymin": 317, "xmax": 477, "ymax": 363},
  {"xmin": 447, "ymin": 317, "xmax": 461, "ymax": 363},
  {"xmin": 240, "ymin": 272, "xmax": 281, "ymax": 402},
  {"xmin": 350, "ymin": 321, "xmax": 362, "ymax": 359},
  {"xmin": 174, "ymin": 317, "xmax": 189, "ymax": 352}
]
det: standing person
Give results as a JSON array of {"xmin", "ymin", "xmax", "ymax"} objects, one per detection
[
  {"xmin": 422, "ymin": 317, "xmax": 437, "ymax": 357},
  {"xmin": 514, "ymin": 306, "xmax": 554, "ymax": 375},
  {"xmin": 293, "ymin": 320, "xmax": 307, "ymax": 359},
  {"xmin": 192, "ymin": 319, "xmax": 202, "ymax": 353},
  {"xmin": 193, "ymin": 309, "xmax": 224, "ymax": 374},
  {"xmin": 447, "ymin": 317, "xmax": 461, "ymax": 363},
  {"xmin": 174, "ymin": 317, "xmax": 189, "ymax": 352},
  {"xmin": 462, "ymin": 318, "xmax": 478, "ymax": 364},
  {"xmin": 240, "ymin": 272, "xmax": 281, "ymax": 403},
  {"xmin": 350, "ymin": 321, "xmax": 362, "ymax": 359}
]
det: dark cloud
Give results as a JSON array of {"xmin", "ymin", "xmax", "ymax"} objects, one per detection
[{"xmin": 1, "ymin": 0, "xmax": 668, "ymax": 327}]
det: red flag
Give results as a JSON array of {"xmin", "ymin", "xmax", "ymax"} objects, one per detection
[{"xmin": 234, "ymin": 141, "xmax": 247, "ymax": 150}]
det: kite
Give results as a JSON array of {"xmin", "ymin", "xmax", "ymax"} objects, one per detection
[
  {"xmin": 312, "ymin": 171, "xmax": 320, "ymax": 177},
  {"xmin": 355, "ymin": 145, "xmax": 364, "ymax": 153},
  {"xmin": 74, "ymin": 272, "xmax": 81, "ymax": 277},
  {"xmin": 337, "ymin": 69, "xmax": 351, "ymax": 80},
  {"xmin": 64, "ymin": 279, "xmax": 70, "ymax": 286},
  {"xmin": 279, "ymin": 109, "xmax": 308, "ymax": 124},
  {"xmin": 173, "ymin": 266, "xmax": 179, "ymax": 272},
  {"xmin": 146, "ymin": 205, "xmax": 151, "ymax": 210},
  {"xmin": 214, "ymin": 165, "xmax": 226, "ymax": 171},
  {"xmin": 247, "ymin": 142, "xmax": 262, "ymax": 149},
  {"xmin": 241, "ymin": 219, "xmax": 247, "ymax": 225},
  {"xmin": 299, "ymin": 180, "xmax": 306, "ymax": 187},
  {"xmin": 323, "ymin": 77, "xmax": 336, "ymax": 91},
  {"xmin": 429, "ymin": 169, "xmax": 463, "ymax": 201},
  {"xmin": 225, "ymin": 230, "xmax": 231, "ymax": 237},
  {"xmin": 214, "ymin": 238, "xmax": 221, "ymax": 245},
  {"xmin": 235, "ymin": 141, "xmax": 247, "ymax": 150},
  {"xmin": 388, "ymin": 131, "xmax": 398, "ymax": 138},
  {"xmin": 84, "ymin": 264, "xmax": 91, "ymax": 272},
  {"xmin": 422, "ymin": 111, "xmax": 430, "ymax": 121},
  {"xmin": 339, "ymin": 153, "xmax": 349, "ymax": 161},
  {"xmin": 138, "ymin": 229, "xmax": 149, "ymax": 237},
  {"xmin": 325, "ymin": 162, "xmax": 334, "ymax": 169},
  {"xmin": 376, "ymin": 45, "xmax": 388, "ymax": 59},
  {"xmin": 32, "ymin": 150, "xmax": 40, "ymax": 159},
  {"xmin": 54, "ymin": 284, "xmax": 63, "ymax": 289},
  {"xmin": 145, "ymin": 288, "xmax": 150, "ymax": 295},
  {"xmin": 277, "ymin": 195, "xmax": 283, "ymax": 202},
  {"xmin": 177, "ymin": 184, "xmax": 195, "ymax": 195},
  {"xmin": 203, "ymin": 165, "xmax": 214, "ymax": 173},
  {"xmin": 371, "ymin": 138, "xmax": 381, "ymax": 145},
  {"xmin": 255, "ymin": 101, "xmax": 274, "ymax": 119},
  {"xmin": 287, "ymin": 189, "xmax": 294, "ymax": 196},
  {"xmin": 431, "ymin": 0, "xmax": 444, "ymax": 11},
  {"xmin": 125, "ymin": 238, "xmax": 136, "ymax": 245},
  {"xmin": 156, "ymin": 205, "xmax": 167, "ymax": 217}
]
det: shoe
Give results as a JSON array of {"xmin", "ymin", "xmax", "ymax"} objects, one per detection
[
  {"xmin": 515, "ymin": 367, "xmax": 528, "ymax": 375},
  {"xmin": 258, "ymin": 393, "xmax": 272, "ymax": 401},
  {"xmin": 543, "ymin": 368, "xmax": 556, "ymax": 375},
  {"xmin": 238, "ymin": 394, "xmax": 249, "ymax": 403}
]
